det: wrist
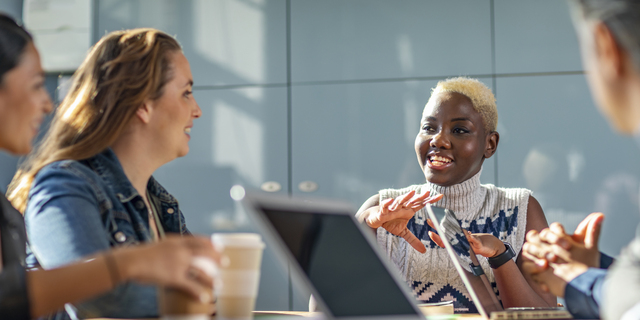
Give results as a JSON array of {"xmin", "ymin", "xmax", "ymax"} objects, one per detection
[
  {"xmin": 491, "ymin": 242, "xmax": 507, "ymax": 258},
  {"xmin": 110, "ymin": 248, "xmax": 134, "ymax": 284},
  {"xmin": 488, "ymin": 242, "xmax": 515, "ymax": 269}
]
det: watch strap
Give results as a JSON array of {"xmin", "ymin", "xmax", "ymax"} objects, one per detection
[
  {"xmin": 470, "ymin": 264, "xmax": 485, "ymax": 276},
  {"xmin": 488, "ymin": 242, "xmax": 515, "ymax": 269}
]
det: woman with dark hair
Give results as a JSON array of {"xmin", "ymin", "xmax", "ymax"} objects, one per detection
[
  {"xmin": 0, "ymin": 13, "xmax": 219, "ymax": 320},
  {"xmin": 522, "ymin": 0, "xmax": 640, "ymax": 319}
]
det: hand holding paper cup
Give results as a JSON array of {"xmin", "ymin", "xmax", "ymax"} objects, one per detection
[
  {"xmin": 159, "ymin": 257, "xmax": 217, "ymax": 320},
  {"xmin": 212, "ymin": 233, "xmax": 265, "ymax": 320}
]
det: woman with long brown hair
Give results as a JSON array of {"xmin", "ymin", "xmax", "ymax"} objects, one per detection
[
  {"xmin": 0, "ymin": 14, "xmax": 218, "ymax": 320},
  {"xmin": 8, "ymin": 26, "xmax": 208, "ymax": 318}
]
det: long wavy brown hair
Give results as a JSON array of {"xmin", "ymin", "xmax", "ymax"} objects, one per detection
[{"xmin": 7, "ymin": 28, "xmax": 181, "ymax": 213}]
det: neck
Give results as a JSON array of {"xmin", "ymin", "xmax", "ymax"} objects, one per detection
[
  {"xmin": 424, "ymin": 170, "xmax": 484, "ymax": 214},
  {"xmin": 110, "ymin": 133, "xmax": 162, "ymax": 198}
]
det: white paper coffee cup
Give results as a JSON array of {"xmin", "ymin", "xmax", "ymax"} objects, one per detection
[{"xmin": 211, "ymin": 233, "xmax": 265, "ymax": 320}]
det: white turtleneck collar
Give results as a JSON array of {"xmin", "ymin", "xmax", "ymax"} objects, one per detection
[{"xmin": 422, "ymin": 168, "xmax": 486, "ymax": 217}]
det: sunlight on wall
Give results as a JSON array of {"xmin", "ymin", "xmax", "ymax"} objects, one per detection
[
  {"xmin": 213, "ymin": 102, "xmax": 264, "ymax": 185},
  {"xmin": 194, "ymin": 0, "xmax": 266, "ymax": 84}
]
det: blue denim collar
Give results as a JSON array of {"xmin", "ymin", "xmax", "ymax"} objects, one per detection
[{"xmin": 85, "ymin": 148, "xmax": 177, "ymax": 205}]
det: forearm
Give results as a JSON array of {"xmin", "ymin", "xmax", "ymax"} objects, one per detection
[
  {"xmin": 494, "ymin": 260, "xmax": 556, "ymax": 308},
  {"xmin": 27, "ymin": 254, "xmax": 114, "ymax": 318}
]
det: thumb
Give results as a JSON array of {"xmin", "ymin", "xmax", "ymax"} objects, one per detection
[
  {"xmin": 573, "ymin": 212, "xmax": 599, "ymax": 242},
  {"xmin": 584, "ymin": 212, "xmax": 604, "ymax": 249}
]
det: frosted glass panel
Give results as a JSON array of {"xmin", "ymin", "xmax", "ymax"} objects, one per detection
[
  {"xmin": 291, "ymin": 0, "xmax": 492, "ymax": 82},
  {"xmin": 497, "ymin": 75, "xmax": 640, "ymax": 256},
  {"xmin": 494, "ymin": 0, "xmax": 582, "ymax": 74},
  {"xmin": 97, "ymin": 0, "xmax": 287, "ymax": 86}
]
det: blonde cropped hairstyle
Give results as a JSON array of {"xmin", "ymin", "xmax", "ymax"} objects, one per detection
[
  {"xmin": 7, "ymin": 28, "xmax": 182, "ymax": 213},
  {"xmin": 429, "ymin": 77, "xmax": 498, "ymax": 132}
]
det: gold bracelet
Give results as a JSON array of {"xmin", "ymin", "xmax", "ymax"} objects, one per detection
[{"xmin": 104, "ymin": 251, "xmax": 121, "ymax": 287}]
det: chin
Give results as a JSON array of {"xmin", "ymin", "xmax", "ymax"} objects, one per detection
[{"xmin": 6, "ymin": 143, "xmax": 31, "ymax": 156}]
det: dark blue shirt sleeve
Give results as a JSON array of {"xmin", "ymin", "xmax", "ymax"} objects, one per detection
[
  {"xmin": 600, "ymin": 252, "xmax": 614, "ymax": 269},
  {"xmin": 564, "ymin": 268, "xmax": 607, "ymax": 319}
]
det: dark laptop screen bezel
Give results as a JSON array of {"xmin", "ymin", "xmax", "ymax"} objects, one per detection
[{"xmin": 242, "ymin": 192, "xmax": 423, "ymax": 320}]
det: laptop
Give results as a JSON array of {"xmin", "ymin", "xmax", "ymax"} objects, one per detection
[
  {"xmin": 424, "ymin": 205, "xmax": 572, "ymax": 320},
  {"xmin": 242, "ymin": 192, "xmax": 425, "ymax": 320}
]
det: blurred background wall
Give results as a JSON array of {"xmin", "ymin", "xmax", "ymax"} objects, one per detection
[{"xmin": 2, "ymin": 0, "xmax": 639, "ymax": 311}]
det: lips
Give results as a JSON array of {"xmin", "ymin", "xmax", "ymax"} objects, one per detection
[{"xmin": 427, "ymin": 154, "xmax": 453, "ymax": 169}]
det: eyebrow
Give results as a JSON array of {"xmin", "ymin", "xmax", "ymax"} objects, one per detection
[
  {"xmin": 185, "ymin": 79, "xmax": 193, "ymax": 87},
  {"xmin": 424, "ymin": 116, "xmax": 472, "ymax": 122}
]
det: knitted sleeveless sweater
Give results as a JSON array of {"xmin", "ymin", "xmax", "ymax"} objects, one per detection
[{"xmin": 376, "ymin": 170, "xmax": 531, "ymax": 313}]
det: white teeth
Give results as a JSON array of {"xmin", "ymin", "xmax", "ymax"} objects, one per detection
[
  {"xmin": 430, "ymin": 155, "xmax": 452, "ymax": 163},
  {"xmin": 185, "ymin": 128, "xmax": 191, "ymax": 134}
]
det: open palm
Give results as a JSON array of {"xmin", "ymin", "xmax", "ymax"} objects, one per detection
[{"xmin": 366, "ymin": 190, "xmax": 443, "ymax": 253}]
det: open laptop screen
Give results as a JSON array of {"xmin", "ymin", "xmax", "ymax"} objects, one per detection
[{"xmin": 261, "ymin": 208, "xmax": 418, "ymax": 317}]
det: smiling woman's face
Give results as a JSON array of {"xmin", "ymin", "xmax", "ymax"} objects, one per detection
[
  {"xmin": 415, "ymin": 92, "xmax": 492, "ymax": 186},
  {"xmin": 0, "ymin": 42, "xmax": 52, "ymax": 155}
]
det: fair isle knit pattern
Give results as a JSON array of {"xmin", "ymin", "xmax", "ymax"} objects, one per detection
[{"xmin": 377, "ymin": 170, "xmax": 531, "ymax": 313}]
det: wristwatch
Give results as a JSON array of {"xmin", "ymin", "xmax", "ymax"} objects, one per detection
[{"xmin": 488, "ymin": 242, "xmax": 515, "ymax": 269}]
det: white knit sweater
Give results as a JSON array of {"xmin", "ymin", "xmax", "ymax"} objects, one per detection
[{"xmin": 376, "ymin": 170, "xmax": 531, "ymax": 313}]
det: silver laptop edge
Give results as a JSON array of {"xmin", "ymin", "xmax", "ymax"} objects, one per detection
[{"xmin": 424, "ymin": 204, "xmax": 492, "ymax": 320}]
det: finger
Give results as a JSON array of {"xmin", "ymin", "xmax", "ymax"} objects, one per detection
[
  {"xmin": 584, "ymin": 212, "xmax": 604, "ymax": 249},
  {"xmin": 395, "ymin": 190, "xmax": 416, "ymax": 209},
  {"xmin": 399, "ymin": 228, "xmax": 426, "ymax": 253},
  {"xmin": 406, "ymin": 191, "xmax": 431, "ymax": 209},
  {"xmin": 379, "ymin": 198, "xmax": 394, "ymax": 213},
  {"xmin": 539, "ymin": 228, "xmax": 570, "ymax": 250},
  {"xmin": 408, "ymin": 190, "xmax": 431, "ymax": 204},
  {"xmin": 463, "ymin": 230, "xmax": 478, "ymax": 247},
  {"xmin": 388, "ymin": 199, "xmax": 400, "ymax": 211},
  {"xmin": 573, "ymin": 212, "xmax": 602, "ymax": 242},
  {"xmin": 427, "ymin": 218, "xmax": 436, "ymax": 230},
  {"xmin": 549, "ymin": 222, "xmax": 566, "ymax": 235},
  {"xmin": 425, "ymin": 193, "xmax": 444, "ymax": 204},
  {"xmin": 525, "ymin": 230, "xmax": 541, "ymax": 243},
  {"xmin": 522, "ymin": 249, "xmax": 550, "ymax": 269},
  {"xmin": 428, "ymin": 231, "xmax": 445, "ymax": 248},
  {"xmin": 522, "ymin": 260, "xmax": 546, "ymax": 275},
  {"xmin": 522, "ymin": 241, "xmax": 550, "ymax": 260}
]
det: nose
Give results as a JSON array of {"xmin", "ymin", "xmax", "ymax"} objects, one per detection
[
  {"xmin": 43, "ymin": 92, "xmax": 53, "ymax": 114},
  {"xmin": 429, "ymin": 130, "xmax": 451, "ymax": 149},
  {"xmin": 193, "ymin": 101, "xmax": 202, "ymax": 119}
]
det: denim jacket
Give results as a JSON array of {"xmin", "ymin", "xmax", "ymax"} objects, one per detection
[{"xmin": 25, "ymin": 148, "xmax": 189, "ymax": 319}]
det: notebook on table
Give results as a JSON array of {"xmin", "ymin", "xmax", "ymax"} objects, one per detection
[
  {"xmin": 243, "ymin": 192, "xmax": 424, "ymax": 320},
  {"xmin": 424, "ymin": 205, "xmax": 573, "ymax": 320}
]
